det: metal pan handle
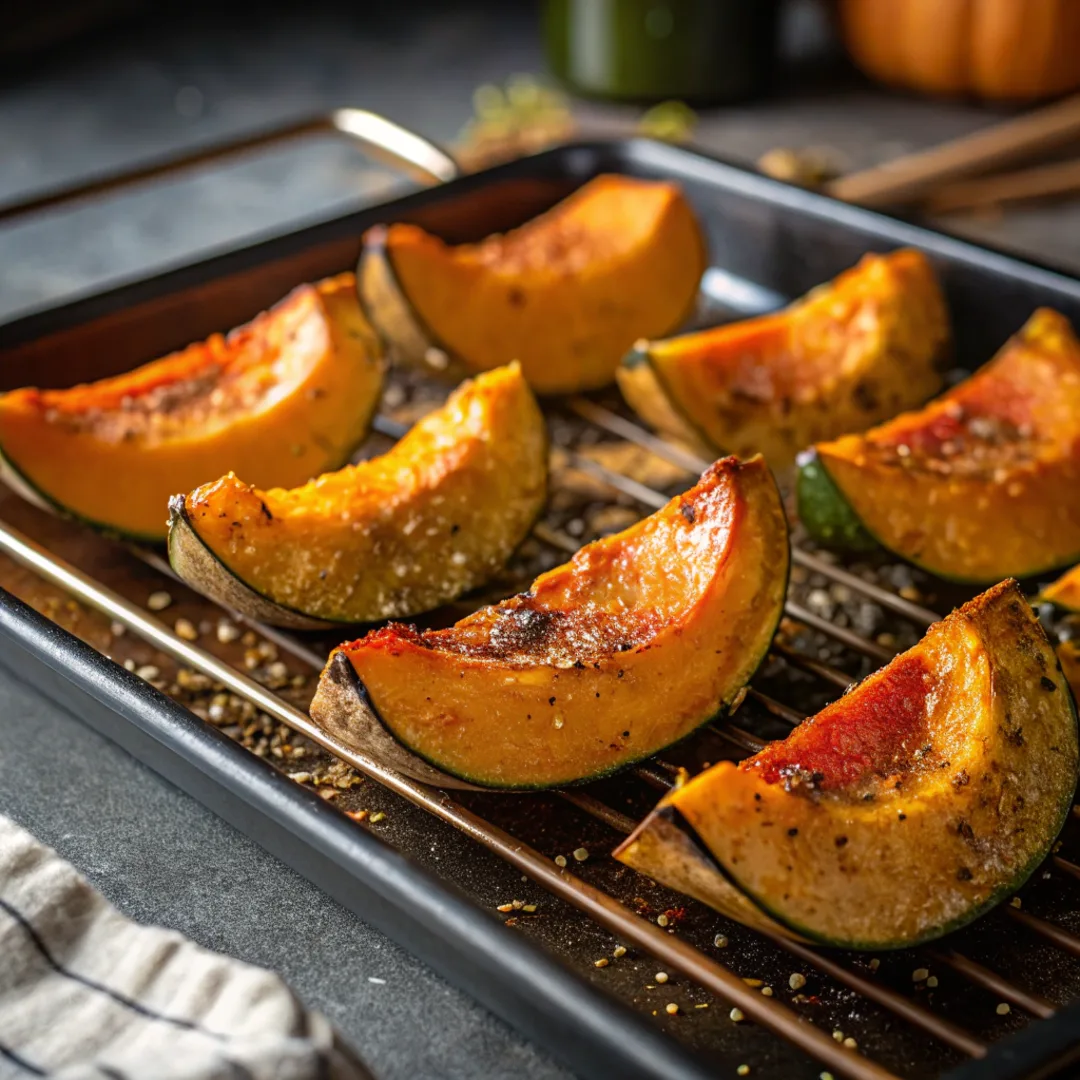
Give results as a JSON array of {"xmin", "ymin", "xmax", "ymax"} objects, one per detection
[{"xmin": 0, "ymin": 107, "xmax": 459, "ymax": 226}]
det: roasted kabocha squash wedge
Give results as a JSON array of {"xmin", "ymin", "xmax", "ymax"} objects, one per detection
[
  {"xmin": 358, "ymin": 173, "xmax": 706, "ymax": 395},
  {"xmin": 168, "ymin": 363, "xmax": 547, "ymax": 629},
  {"xmin": 619, "ymin": 249, "xmax": 949, "ymax": 469},
  {"xmin": 798, "ymin": 308, "xmax": 1080, "ymax": 582},
  {"xmin": 616, "ymin": 581, "xmax": 1079, "ymax": 950},
  {"xmin": 0, "ymin": 274, "xmax": 384, "ymax": 541},
  {"xmin": 310, "ymin": 455, "xmax": 789, "ymax": 789}
]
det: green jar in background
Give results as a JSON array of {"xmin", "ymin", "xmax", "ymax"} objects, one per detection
[{"xmin": 543, "ymin": 0, "xmax": 782, "ymax": 105}]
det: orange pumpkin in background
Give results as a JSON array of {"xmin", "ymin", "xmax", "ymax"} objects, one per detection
[{"xmin": 837, "ymin": 0, "xmax": 1080, "ymax": 102}]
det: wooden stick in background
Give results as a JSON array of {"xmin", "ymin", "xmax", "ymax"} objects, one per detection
[
  {"xmin": 828, "ymin": 92, "xmax": 1080, "ymax": 208},
  {"xmin": 924, "ymin": 155, "xmax": 1080, "ymax": 214}
]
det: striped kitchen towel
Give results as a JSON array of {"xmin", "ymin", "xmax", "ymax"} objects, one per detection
[{"xmin": 0, "ymin": 814, "xmax": 373, "ymax": 1079}]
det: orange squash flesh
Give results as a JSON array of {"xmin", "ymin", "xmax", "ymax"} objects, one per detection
[
  {"xmin": 804, "ymin": 308, "xmax": 1080, "ymax": 582},
  {"xmin": 1040, "ymin": 563, "xmax": 1080, "ymax": 613},
  {"xmin": 168, "ymin": 364, "xmax": 548, "ymax": 628},
  {"xmin": 617, "ymin": 581, "xmax": 1079, "ymax": 949},
  {"xmin": 359, "ymin": 173, "xmax": 707, "ymax": 395},
  {"xmin": 618, "ymin": 249, "xmax": 948, "ymax": 468},
  {"xmin": 0, "ymin": 274, "xmax": 384, "ymax": 541},
  {"xmin": 310, "ymin": 455, "xmax": 789, "ymax": 789}
]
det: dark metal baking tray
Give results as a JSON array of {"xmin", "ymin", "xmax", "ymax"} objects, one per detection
[{"xmin": 2, "ymin": 134, "xmax": 1080, "ymax": 1080}]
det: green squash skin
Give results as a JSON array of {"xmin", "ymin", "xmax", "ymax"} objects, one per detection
[
  {"xmin": 794, "ymin": 448, "xmax": 879, "ymax": 554},
  {"xmin": 703, "ymin": 655, "xmax": 1080, "ymax": 951},
  {"xmin": 354, "ymin": 493, "xmax": 792, "ymax": 791}
]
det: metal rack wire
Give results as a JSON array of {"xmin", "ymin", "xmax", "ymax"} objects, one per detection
[{"xmin": 1, "ymin": 386, "xmax": 1078, "ymax": 1080}]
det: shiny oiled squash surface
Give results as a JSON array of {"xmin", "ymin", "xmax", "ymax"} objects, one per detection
[
  {"xmin": 359, "ymin": 173, "xmax": 706, "ymax": 395},
  {"xmin": 617, "ymin": 581, "xmax": 1079, "ymax": 949},
  {"xmin": 312, "ymin": 455, "xmax": 789, "ymax": 788},
  {"xmin": 618, "ymin": 249, "xmax": 948, "ymax": 468},
  {"xmin": 168, "ymin": 364, "xmax": 547, "ymax": 628},
  {"xmin": 0, "ymin": 274, "xmax": 384, "ymax": 540},
  {"xmin": 798, "ymin": 309, "xmax": 1080, "ymax": 582}
]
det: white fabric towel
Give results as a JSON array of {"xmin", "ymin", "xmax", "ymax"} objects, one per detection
[{"xmin": 0, "ymin": 814, "xmax": 373, "ymax": 1080}]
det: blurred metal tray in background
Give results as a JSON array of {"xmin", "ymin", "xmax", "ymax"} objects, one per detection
[{"xmin": 3, "ymin": 117, "xmax": 1080, "ymax": 1080}]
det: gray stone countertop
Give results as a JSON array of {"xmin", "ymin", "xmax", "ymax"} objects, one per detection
[{"xmin": 0, "ymin": 4, "xmax": 1078, "ymax": 1079}]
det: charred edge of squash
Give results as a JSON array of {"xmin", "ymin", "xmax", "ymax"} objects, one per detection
[
  {"xmin": 795, "ymin": 448, "xmax": 880, "ymax": 555},
  {"xmin": 614, "ymin": 802, "xmax": 809, "ymax": 941},
  {"xmin": 310, "ymin": 651, "xmax": 489, "ymax": 790},
  {"xmin": 356, "ymin": 226, "xmax": 470, "ymax": 382},
  {"xmin": 0, "ymin": 442, "xmax": 169, "ymax": 544},
  {"xmin": 166, "ymin": 495, "xmax": 339, "ymax": 631},
  {"xmin": 617, "ymin": 340, "xmax": 717, "ymax": 461}
]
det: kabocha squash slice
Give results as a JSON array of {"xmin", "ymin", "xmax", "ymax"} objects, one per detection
[
  {"xmin": 310, "ymin": 455, "xmax": 789, "ymax": 790},
  {"xmin": 358, "ymin": 173, "xmax": 707, "ymax": 395},
  {"xmin": 618, "ymin": 249, "xmax": 949, "ymax": 469},
  {"xmin": 617, "ymin": 580, "xmax": 1079, "ymax": 950},
  {"xmin": 0, "ymin": 274, "xmax": 384, "ymax": 541},
  {"xmin": 798, "ymin": 308, "xmax": 1080, "ymax": 582},
  {"xmin": 168, "ymin": 363, "xmax": 547, "ymax": 630}
]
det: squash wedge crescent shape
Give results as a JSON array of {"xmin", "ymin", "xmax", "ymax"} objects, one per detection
[
  {"xmin": 617, "ymin": 248, "xmax": 949, "ymax": 469},
  {"xmin": 309, "ymin": 454, "xmax": 789, "ymax": 790},
  {"xmin": 797, "ymin": 308, "xmax": 1080, "ymax": 582},
  {"xmin": 358, "ymin": 173, "xmax": 707, "ymax": 395},
  {"xmin": 0, "ymin": 274, "xmax": 384, "ymax": 541},
  {"xmin": 168, "ymin": 363, "xmax": 548, "ymax": 629},
  {"xmin": 616, "ymin": 580, "xmax": 1079, "ymax": 950}
]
